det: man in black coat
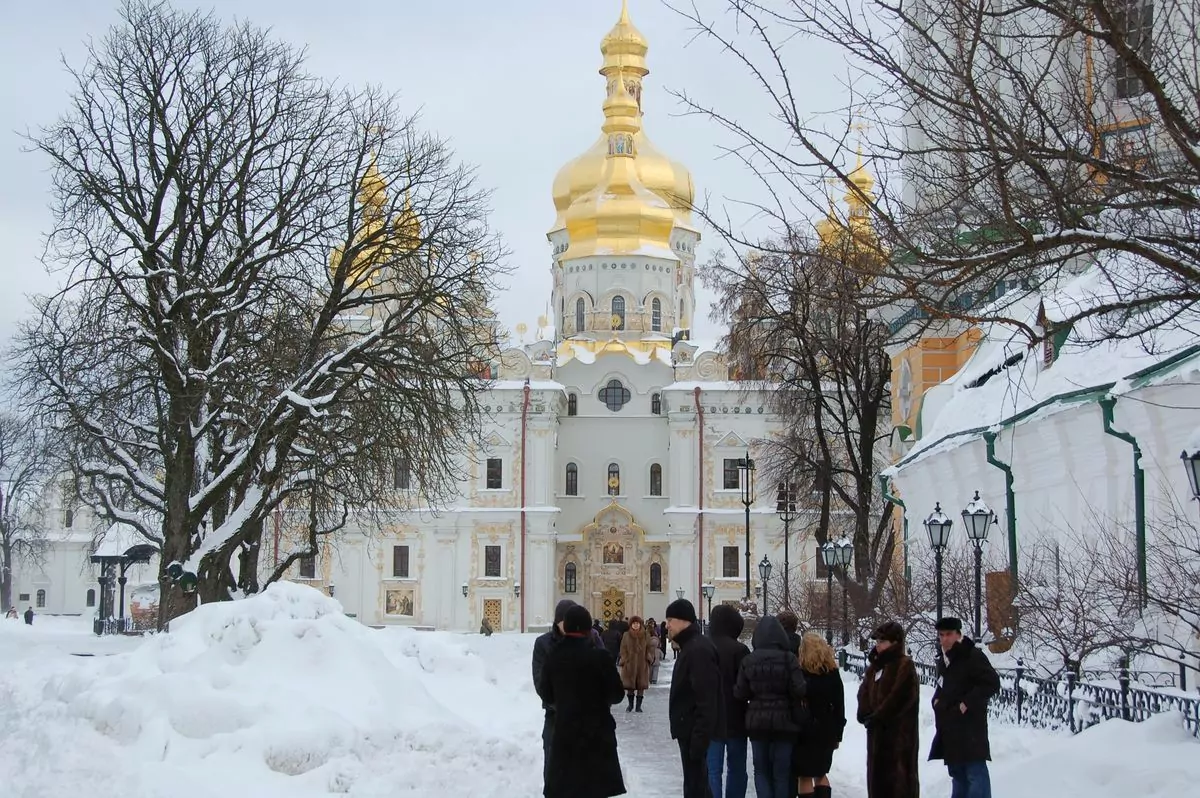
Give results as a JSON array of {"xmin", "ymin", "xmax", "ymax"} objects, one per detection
[
  {"xmin": 929, "ymin": 616, "xmax": 1001, "ymax": 798},
  {"xmin": 532, "ymin": 599, "xmax": 576, "ymax": 787},
  {"xmin": 537, "ymin": 604, "xmax": 627, "ymax": 798},
  {"xmin": 707, "ymin": 604, "xmax": 750, "ymax": 798},
  {"xmin": 666, "ymin": 598, "xmax": 725, "ymax": 798}
]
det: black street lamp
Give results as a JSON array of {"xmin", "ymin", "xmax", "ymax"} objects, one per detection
[
  {"xmin": 739, "ymin": 453, "xmax": 757, "ymax": 600},
  {"xmin": 962, "ymin": 491, "xmax": 996, "ymax": 640},
  {"xmin": 820, "ymin": 540, "xmax": 835, "ymax": 644},
  {"xmin": 676, "ymin": 586, "xmax": 685, "ymax": 601},
  {"xmin": 924, "ymin": 502, "xmax": 953, "ymax": 620},
  {"xmin": 702, "ymin": 582, "xmax": 715, "ymax": 634},
  {"xmin": 834, "ymin": 538, "xmax": 853, "ymax": 646},
  {"xmin": 1181, "ymin": 449, "xmax": 1200, "ymax": 504},
  {"xmin": 776, "ymin": 481, "xmax": 799, "ymax": 609},
  {"xmin": 758, "ymin": 556, "xmax": 773, "ymax": 617}
]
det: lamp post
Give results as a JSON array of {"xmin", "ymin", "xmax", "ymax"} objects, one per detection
[
  {"xmin": 924, "ymin": 503, "xmax": 954, "ymax": 620},
  {"xmin": 461, "ymin": 582, "xmax": 469, "ymax": 598},
  {"xmin": 776, "ymin": 481, "xmax": 799, "ymax": 609},
  {"xmin": 514, "ymin": 581, "xmax": 521, "ymax": 599},
  {"xmin": 739, "ymin": 452, "xmax": 757, "ymax": 600},
  {"xmin": 962, "ymin": 491, "xmax": 996, "ymax": 640},
  {"xmin": 702, "ymin": 583, "xmax": 715, "ymax": 634},
  {"xmin": 820, "ymin": 540, "xmax": 835, "ymax": 643},
  {"xmin": 834, "ymin": 538, "xmax": 853, "ymax": 646},
  {"xmin": 1182, "ymin": 448, "xmax": 1200, "ymax": 505},
  {"xmin": 676, "ymin": 586, "xmax": 685, "ymax": 601},
  {"xmin": 758, "ymin": 556, "xmax": 773, "ymax": 617}
]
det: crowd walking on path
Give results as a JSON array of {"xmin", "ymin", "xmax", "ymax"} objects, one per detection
[{"xmin": 531, "ymin": 598, "xmax": 1000, "ymax": 798}]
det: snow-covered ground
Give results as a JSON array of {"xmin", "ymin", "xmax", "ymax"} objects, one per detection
[{"xmin": 0, "ymin": 583, "xmax": 1195, "ymax": 797}]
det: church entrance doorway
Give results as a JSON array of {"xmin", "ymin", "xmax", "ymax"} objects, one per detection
[{"xmin": 598, "ymin": 586, "xmax": 626, "ymax": 623}]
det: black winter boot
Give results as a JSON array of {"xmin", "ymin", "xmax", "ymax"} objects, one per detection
[
  {"xmin": 635, "ymin": 694, "xmax": 644, "ymax": 712},
  {"xmin": 813, "ymin": 785, "xmax": 832, "ymax": 798},
  {"xmin": 626, "ymin": 692, "xmax": 635, "ymax": 712}
]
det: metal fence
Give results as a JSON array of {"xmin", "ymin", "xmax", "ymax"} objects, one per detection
[{"xmin": 841, "ymin": 651, "xmax": 1200, "ymax": 738}]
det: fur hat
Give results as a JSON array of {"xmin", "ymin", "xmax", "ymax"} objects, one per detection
[
  {"xmin": 935, "ymin": 616, "xmax": 963, "ymax": 633},
  {"xmin": 871, "ymin": 620, "xmax": 906, "ymax": 645},
  {"xmin": 664, "ymin": 598, "xmax": 698, "ymax": 624}
]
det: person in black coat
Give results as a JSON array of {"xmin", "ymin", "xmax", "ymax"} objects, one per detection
[
  {"xmin": 532, "ymin": 599, "xmax": 576, "ymax": 787},
  {"xmin": 735, "ymin": 616, "xmax": 807, "ymax": 798},
  {"xmin": 666, "ymin": 598, "xmax": 725, "ymax": 798},
  {"xmin": 929, "ymin": 616, "xmax": 1001, "ymax": 798},
  {"xmin": 795, "ymin": 632, "xmax": 846, "ymax": 798},
  {"xmin": 602, "ymin": 619, "xmax": 624, "ymax": 662},
  {"xmin": 707, "ymin": 604, "xmax": 751, "ymax": 798},
  {"xmin": 537, "ymin": 604, "xmax": 627, "ymax": 798}
]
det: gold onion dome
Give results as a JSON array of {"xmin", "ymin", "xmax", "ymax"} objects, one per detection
[
  {"xmin": 551, "ymin": 1, "xmax": 694, "ymax": 235},
  {"xmin": 562, "ymin": 65, "xmax": 676, "ymax": 260}
]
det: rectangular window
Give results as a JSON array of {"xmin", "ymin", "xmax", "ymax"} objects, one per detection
[
  {"xmin": 18, "ymin": 593, "xmax": 29, "ymax": 602},
  {"xmin": 392, "ymin": 545, "xmax": 410, "ymax": 578},
  {"xmin": 61, "ymin": 480, "xmax": 74, "ymax": 528},
  {"xmin": 486, "ymin": 458, "xmax": 503, "ymax": 489},
  {"xmin": 722, "ymin": 546, "xmax": 739, "ymax": 578},
  {"xmin": 484, "ymin": 545, "xmax": 502, "ymax": 577},
  {"xmin": 298, "ymin": 554, "xmax": 316, "ymax": 579},
  {"xmin": 393, "ymin": 459, "xmax": 411, "ymax": 490},
  {"xmin": 1113, "ymin": 0, "xmax": 1153, "ymax": 99},
  {"xmin": 815, "ymin": 544, "xmax": 830, "ymax": 580},
  {"xmin": 722, "ymin": 459, "xmax": 741, "ymax": 490}
]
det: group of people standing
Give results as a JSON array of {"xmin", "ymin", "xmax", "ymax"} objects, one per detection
[{"xmin": 531, "ymin": 598, "xmax": 1000, "ymax": 798}]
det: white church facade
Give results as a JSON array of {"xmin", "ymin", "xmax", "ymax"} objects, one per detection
[{"xmin": 14, "ymin": 5, "xmax": 832, "ymax": 632}]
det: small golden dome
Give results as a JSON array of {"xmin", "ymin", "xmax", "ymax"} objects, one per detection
[
  {"xmin": 601, "ymin": 1, "xmax": 648, "ymax": 64},
  {"xmin": 357, "ymin": 157, "xmax": 387, "ymax": 215},
  {"xmin": 844, "ymin": 148, "xmax": 875, "ymax": 207}
]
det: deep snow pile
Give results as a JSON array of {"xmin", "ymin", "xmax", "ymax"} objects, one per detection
[{"xmin": 0, "ymin": 583, "xmax": 543, "ymax": 798}]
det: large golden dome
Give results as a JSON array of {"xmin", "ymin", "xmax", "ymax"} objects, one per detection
[{"xmin": 550, "ymin": 1, "xmax": 695, "ymax": 234}]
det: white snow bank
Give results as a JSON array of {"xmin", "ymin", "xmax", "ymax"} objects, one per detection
[{"xmin": 0, "ymin": 583, "xmax": 542, "ymax": 798}]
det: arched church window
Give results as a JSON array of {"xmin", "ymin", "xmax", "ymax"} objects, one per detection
[
  {"xmin": 36, "ymin": 589, "xmax": 46, "ymax": 608},
  {"xmin": 565, "ymin": 463, "xmax": 579, "ymax": 496},
  {"xmin": 565, "ymin": 562, "xmax": 577, "ymax": 594},
  {"xmin": 567, "ymin": 393, "xmax": 578, "ymax": 416},
  {"xmin": 651, "ymin": 393, "xmax": 662, "ymax": 415},
  {"xmin": 649, "ymin": 463, "xmax": 663, "ymax": 496},
  {"xmin": 607, "ymin": 463, "xmax": 620, "ymax": 496},
  {"xmin": 611, "ymin": 296, "xmax": 626, "ymax": 330},
  {"xmin": 575, "ymin": 298, "xmax": 585, "ymax": 333},
  {"xmin": 651, "ymin": 298, "xmax": 662, "ymax": 332},
  {"xmin": 598, "ymin": 379, "xmax": 630, "ymax": 412},
  {"xmin": 679, "ymin": 298, "xmax": 685, "ymax": 324},
  {"xmin": 86, "ymin": 588, "xmax": 96, "ymax": 608},
  {"xmin": 649, "ymin": 562, "xmax": 663, "ymax": 593}
]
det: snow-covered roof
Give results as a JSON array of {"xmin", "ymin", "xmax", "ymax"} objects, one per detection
[
  {"xmin": 93, "ymin": 521, "xmax": 158, "ymax": 559},
  {"xmin": 664, "ymin": 380, "xmax": 770, "ymax": 392},
  {"xmin": 555, "ymin": 338, "xmax": 674, "ymax": 367},
  {"xmin": 894, "ymin": 262, "xmax": 1200, "ymax": 470},
  {"xmin": 489, "ymin": 380, "xmax": 566, "ymax": 392}
]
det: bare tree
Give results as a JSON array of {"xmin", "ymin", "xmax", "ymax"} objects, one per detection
[
  {"xmin": 15, "ymin": 1, "xmax": 504, "ymax": 623},
  {"xmin": 707, "ymin": 232, "xmax": 896, "ymax": 621},
  {"xmin": 668, "ymin": 0, "xmax": 1200, "ymax": 345},
  {"xmin": 0, "ymin": 416, "xmax": 51, "ymax": 613}
]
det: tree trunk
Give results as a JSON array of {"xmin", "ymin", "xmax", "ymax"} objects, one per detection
[{"xmin": 0, "ymin": 537, "xmax": 13, "ymax": 613}]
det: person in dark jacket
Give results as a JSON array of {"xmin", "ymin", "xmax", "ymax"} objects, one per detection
[
  {"xmin": 795, "ymin": 632, "xmax": 846, "ymax": 798},
  {"xmin": 659, "ymin": 620, "xmax": 669, "ymax": 658},
  {"xmin": 532, "ymin": 599, "xmax": 577, "ymax": 787},
  {"xmin": 23, "ymin": 607, "xmax": 34, "ymax": 625},
  {"xmin": 537, "ymin": 604, "xmax": 627, "ymax": 798},
  {"xmin": 776, "ymin": 610, "xmax": 802, "ymax": 657},
  {"xmin": 707, "ymin": 604, "xmax": 750, "ymax": 798},
  {"xmin": 666, "ymin": 598, "xmax": 725, "ymax": 798},
  {"xmin": 603, "ymin": 619, "xmax": 624, "ymax": 662},
  {"xmin": 734, "ymin": 616, "xmax": 807, "ymax": 798},
  {"xmin": 929, "ymin": 616, "xmax": 1001, "ymax": 798},
  {"xmin": 856, "ymin": 621, "xmax": 920, "ymax": 798}
]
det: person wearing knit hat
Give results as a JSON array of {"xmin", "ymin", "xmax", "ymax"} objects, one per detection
[
  {"xmin": 665, "ymin": 598, "xmax": 725, "ymax": 798},
  {"xmin": 531, "ymin": 599, "xmax": 576, "ymax": 788},
  {"xmin": 537, "ymin": 603, "xmax": 627, "ymax": 798}
]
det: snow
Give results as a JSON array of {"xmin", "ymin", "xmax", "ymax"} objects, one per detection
[
  {"xmin": 2, "ymin": 585, "xmax": 1197, "ymax": 798},
  {"xmin": 1184, "ymin": 426, "xmax": 1200, "ymax": 458},
  {"xmin": 92, "ymin": 521, "xmax": 157, "ymax": 559}
]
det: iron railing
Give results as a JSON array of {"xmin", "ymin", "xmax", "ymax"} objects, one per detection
[{"xmin": 841, "ymin": 651, "xmax": 1200, "ymax": 738}]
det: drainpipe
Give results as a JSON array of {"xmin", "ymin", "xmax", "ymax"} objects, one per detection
[
  {"xmin": 520, "ymin": 380, "xmax": 531, "ymax": 632},
  {"xmin": 694, "ymin": 386, "xmax": 704, "ymax": 623},
  {"xmin": 878, "ymin": 474, "xmax": 910, "ymax": 586},
  {"xmin": 1098, "ymin": 396, "xmax": 1147, "ymax": 607},
  {"xmin": 982, "ymin": 431, "xmax": 1019, "ymax": 584}
]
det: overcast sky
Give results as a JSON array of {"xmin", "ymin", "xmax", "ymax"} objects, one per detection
[{"xmin": 0, "ymin": 1, "xmax": 850, "ymax": 347}]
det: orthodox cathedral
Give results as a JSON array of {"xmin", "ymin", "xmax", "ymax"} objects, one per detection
[{"xmin": 16, "ymin": 3, "xmax": 875, "ymax": 633}]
